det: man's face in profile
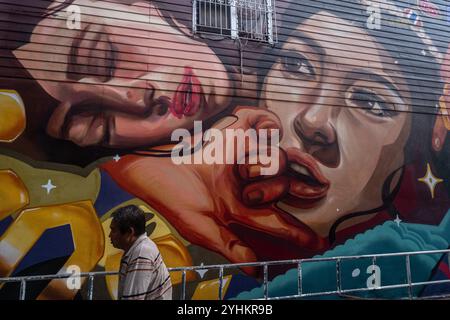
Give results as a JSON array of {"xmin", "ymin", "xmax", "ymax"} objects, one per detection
[{"xmin": 109, "ymin": 219, "xmax": 129, "ymax": 250}]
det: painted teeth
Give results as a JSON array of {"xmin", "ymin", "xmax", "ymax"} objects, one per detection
[{"xmin": 289, "ymin": 163, "xmax": 311, "ymax": 177}]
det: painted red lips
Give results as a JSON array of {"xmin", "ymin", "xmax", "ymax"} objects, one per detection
[
  {"xmin": 171, "ymin": 67, "xmax": 205, "ymax": 118},
  {"xmin": 283, "ymin": 148, "xmax": 330, "ymax": 209}
]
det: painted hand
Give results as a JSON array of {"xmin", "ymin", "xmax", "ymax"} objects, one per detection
[{"xmin": 102, "ymin": 107, "xmax": 326, "ymax": 275}]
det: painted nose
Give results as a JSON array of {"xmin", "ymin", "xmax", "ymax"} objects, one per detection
[
  {"xmin": 293, "ymin": 103, "xmax": 336, "ymax": 145},
  {"xmin": 292, "ymin": 90, "xmax": 341, "ymax": 167}
]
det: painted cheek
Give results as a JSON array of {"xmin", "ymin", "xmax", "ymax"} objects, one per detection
[
  {"xmin": 110, "ymin": 115, "xmax": 174, "ymax": 147},
  {"xmin": 332, "ymin": 119, "xmax": 379, "ymax": 190},
  {"xmin": 381, "ymin": 115, "xmax": 408, "ymax": 146}
]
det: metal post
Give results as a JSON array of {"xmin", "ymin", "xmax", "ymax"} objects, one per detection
[
  {"xmin": 218, "ymin": 267, "xmax": 224, "ymax": 300},
  {"xmin": 297, "ymin": 261, "xmax": 303, "ymax": 298},
  {"xmin": 263, "ymin": 264, "xmax": 269, "ymax": 300},
  {"xmin": 230, "ymin": 0, "xmax": 238, "ymax": 39},
  {"xmin": 220, "ymin": 0, "xmax": 223, "ymax": 34},
  {"xmin": 406, "ymin": 255, "xmax": 413, "ymax": 299},
  {"xmin": 87, "ymin": 275, "xmax": 94, "ymax": 300},
  {"xmin": 19, "ymin": 279, "xmax": 26, "ymax": 300},
  {"xmin": 209, "ymin": 0, "xmax": 212, "ymax": 27},
  {"xmin": 336, "ymin": 259, "xmax": 341, "ymax": 294},
  {"xmin": 225, "ymin": 0, "xmax": 228, "ymax": 30},
  {"xmin": 181, "ymin": 271, "xmax": 186, "ymax": 300},
  {"xmin": 266, "ymin": 0, "xmax": 274, "ymax": 44},
  {"xmin": 192, "ymin": 0, "xmax": 198, "ymax": 33},
  {"xmin": 214, "ymin": 0, "xmax": 216, "ymax": 28}
]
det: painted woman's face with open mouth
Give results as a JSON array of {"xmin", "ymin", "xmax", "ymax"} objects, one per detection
[
  {"xmin": 14, "ymin": 0, "xmax": 233, "ymax": 148},
  {"xmin": 262, "ymin": 12, "xmax": 413, "ymax": 237}
]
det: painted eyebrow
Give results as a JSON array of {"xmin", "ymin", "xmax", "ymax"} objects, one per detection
[
  {"xmin": 348, "ymin": 68, "xmax": 401, "ymax": 96},
  {"xmin": 287, "ymin": 30, "xmax": 327, "ymax": 56}
]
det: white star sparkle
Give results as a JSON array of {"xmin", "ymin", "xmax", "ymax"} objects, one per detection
[
  {"xmin": 394, "ymin": 215, "xmax": 402, "ymax": 227},
  {"xmin": 41, "ymin": 179, "xmax": 56, "ymax": 195},
  {"xmin": 418, "ymin": 163, "xmax": 443, "ymax": 199}
]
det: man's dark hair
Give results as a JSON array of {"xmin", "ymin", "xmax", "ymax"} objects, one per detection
[{"xmin": 112, "ymin": 205, "xmax": 146, "ymax": 236}]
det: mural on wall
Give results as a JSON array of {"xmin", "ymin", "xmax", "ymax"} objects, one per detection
[{"xmin": 0, "ymin": 0, "xmax": 449, "ymax": 299}]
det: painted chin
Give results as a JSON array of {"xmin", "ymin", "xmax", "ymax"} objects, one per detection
[
  {"xmin": 64, "ymin": 112, "xmax": 110, "ymax": 147},
  {"xmin": 47, "ymin": 101, "xmax": 176, "ymax": 148}
]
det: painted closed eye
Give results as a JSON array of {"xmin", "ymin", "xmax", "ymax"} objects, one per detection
[
  {"xmin": 282, "ymin": 54, "xmax": 315, "ymax": 78},
  {"xmin": 347, "ymin": 89, "xmax": 396, "ymax": 117}
]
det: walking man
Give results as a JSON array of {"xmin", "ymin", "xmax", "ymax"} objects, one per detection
[{"xmin": 109, "ymin": 205, "xmax": 172, "ymax": 300}]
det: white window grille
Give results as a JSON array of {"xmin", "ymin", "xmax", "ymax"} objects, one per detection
[{"xmin": 192, "ymin": 0, "xmax": 277, "ymax": 44}]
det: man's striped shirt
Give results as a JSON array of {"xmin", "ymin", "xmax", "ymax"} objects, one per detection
[{"xmin": 118, "ymin": 233, "xmax": 172, "ymax": 300}]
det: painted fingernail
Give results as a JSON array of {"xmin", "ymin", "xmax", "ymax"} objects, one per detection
[{"xmin": 247, "ymin": 165, "xmax": 261, "ymax": 178}]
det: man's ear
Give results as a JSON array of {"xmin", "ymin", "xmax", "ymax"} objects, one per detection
[{"xmin": 128, "ymin": 226, "xmax": 136, "ymax": 238}]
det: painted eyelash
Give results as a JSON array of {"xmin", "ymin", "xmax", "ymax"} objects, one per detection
[
  {"xmin": 349, "ymin": 89, "xmax": 396, "ymax": 116},
  {"xmin": 282, "ymin": 54, "xmax": 315, "ymax": 76}
]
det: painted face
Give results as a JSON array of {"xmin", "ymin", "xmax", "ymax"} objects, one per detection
[
  {"xmin": 262, "ymin": 12, "xmax": 413, "ymax": 237},
  {"xmin": 14, "ymin": 0, "xmax": 233, "ymax": 148}
]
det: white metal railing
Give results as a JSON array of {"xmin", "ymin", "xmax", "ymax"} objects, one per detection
[
  {"xmin": 1, "ymin": 249, "xmax": 450, "ymax": 300},
  {"xmin": 192, "ymin": 0, "xmax": 277, "ymax": 44}
]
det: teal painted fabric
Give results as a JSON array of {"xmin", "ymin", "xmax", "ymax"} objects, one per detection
[{"xmin": 234, "ymin": 210, "xmax": 450, "ymax": 300}]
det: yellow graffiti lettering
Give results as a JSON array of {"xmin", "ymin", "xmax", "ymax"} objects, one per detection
[
  {"xmin": 0, "ymin": 170, "xmax": 29, "ymax": 221},
  {"xmin": 0, "ymin": 201, "xmax": 104, "ymax": 300},
  {"xmin": 0, "ymin": 90, "xmax": 26, "ymax": 142},
  {"xmin": 191, "ymin": 275, "xmax": 232, "ymax": 300}
]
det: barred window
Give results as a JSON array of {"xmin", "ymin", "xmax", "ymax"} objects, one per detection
[{"xmin": 193, "ymin": 0, "xmax": 277, "ymax": 44}]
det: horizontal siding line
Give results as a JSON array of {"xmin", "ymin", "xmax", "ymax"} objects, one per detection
[
  {"xmin": 0, "ymin": 1, "xmax": 153, "ymax": 20},
  {"xmin": 0, "ymin": 80, "xmax": 445, "ymax": 117},
  {"xmin": 275, "ymin": 0, "xmax": 450, "ymax": 26},
  {"xmin": 1, "ymin": 3, "xmax": 449, "ymax": 43},
  {"xmin": 258, "ymin": 99, "xmax": 444, "ymax": 116},
  {"xmin": 1, "ymin": 3, "xmax": 447, "ymax": 45},
  {"xmin": 0, "ymin": 70, "xmax": 445, "ymax": 109},
  {"xmin": 2, "ymin": 28, "xmax": 448, "ymax": 71},
  {"xmin": 0, "ymin": 63, "xmax": 443, "ymax": 98},
  {"xmin": 156, "ymin": 1, "xmax": 450, "ymax": 35},
  {"xmin": 5, "ymin": 37, "xmax": 448, "ymax": 74},
  {"xmin": 0, "ymin": 59, "xmax": 444, "ymax": 93},
  {"xmin": 278, "ymin": 10, "xmax": 450, "ymax": 31},
  {"xmin": 1, "ymin": 17, "xmax": 448, "ymax": 59},
  {"xmin": 3, "ymin": 52, "xmax": 446, "ymax": 89},
  {"xmin": 2, "ymin": 0, "xmax": 449, "ymax": 30}
]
